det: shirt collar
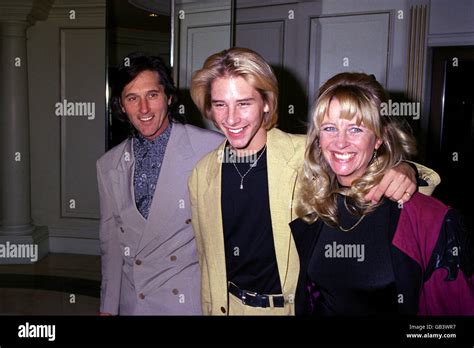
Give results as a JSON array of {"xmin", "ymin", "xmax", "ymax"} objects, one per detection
[{"xmin": 133, "ymin": 122, "xmax": 172, "ymax": 151}]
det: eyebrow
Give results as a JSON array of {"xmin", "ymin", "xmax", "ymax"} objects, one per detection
[
  {"xmin": 321, "ymin": 122, "xmax": 365, "ymax": 127},
  {"xmin": 211, "ymin": 97, "xmax": 256, "ymax": 103},
  {"xmin": 123, "ymin": 89, "xmax": 161, "ymax": 99}
]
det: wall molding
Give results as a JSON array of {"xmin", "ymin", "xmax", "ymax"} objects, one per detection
[
  {"xmin": 49, "ymin": 0, "xmax": 105, "ymax": 19},
  {"xmin": 48, "ymin": 223, "xmax": 99, "ymax": 255},
  {"xmin": 0, "ymin": 0, "xmax": 34, "ymax": 22},
  {"xmin": 27, "ymin": 0, "xmax": 54, "ymax": 24},
  {"xmin": 113, "ymin": 27, "xmax": 170, "ymax": 43},
  {"xmin": 0, "ymin": 0, "xmax": 54, "ymax": 24},
  {"xmin": 59, "ymin": 27, "xmax": 104, "ymax": 220},
  {"xmin": 49, "ymin": 236, "xmax": 100, "ymax": 255},
  {"xmin": 406, "ymin": 4, "xmax": 428, "ymax": 103},
  {"xmin": 176, "ymin": 0, "xmax": 230, "ymax": 13},
  {"xmin": 308, "ymin": 12, "xmax": 391, "ymax": 104},
  {"xmin": 428, "ymin": 32, "xmax": 474, "ymax": 47}
]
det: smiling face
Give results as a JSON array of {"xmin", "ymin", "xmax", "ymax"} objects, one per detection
[
  {"xmin": 210, "ymin": 76, "xmax": 269, "ymax": 155},
  {"xmin": 120, "ymin": 70, "xmax": 171, "ymax": 141},
  {"xmin": 319, "ymin": 98, "xmax": 383, "ymax": 186}
]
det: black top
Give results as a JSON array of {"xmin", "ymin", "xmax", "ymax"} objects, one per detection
[
  {"xmin": 221, "ymin": 145, "xmax": 282, "ymax": 294},
  {"xmin": 291, "ymin": 195, "xmax": 472, "ymax": 316},
  {"xmin": 308, "ymin": 195, "xmax": 398, "ymax": 315}
]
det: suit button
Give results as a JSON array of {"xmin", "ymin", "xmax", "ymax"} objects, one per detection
[
  {"xmin": 138, "ymin": 293, "xmax": 145, "ymax": 300},
  {"xmin": 185, "ymin": 219, "xmax": 192, "ymax": 224},
  {"xmin": 220, "ymin": 307, "xmax": 226, "ymax": 314},
  {"xmin": 120, "ymin": 227, "xmax": 125, "ymax": 233},
  {"xmin": 172, "ymin": 288, "xmax": 179, "ymax": 295},
  {"xmin": 170, "ymin": 255, "xmax": 177, "ymax": 261},
  {"xmin": 135, "ymin": 259, "xmax": 142, "ymax": 265}
]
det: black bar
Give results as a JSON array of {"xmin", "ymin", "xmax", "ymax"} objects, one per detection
[{"xmin": 1, "ymin": 316, "xmax": 474, "ymax": 345}]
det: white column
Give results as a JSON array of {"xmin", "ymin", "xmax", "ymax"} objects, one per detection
[
  {"xmin": 0, "ymin": 21, "xmax": 35, "ymax": 235},
  {"xmin": 0, "ymin": 0, "xmax": 51, "ymax": 263}
]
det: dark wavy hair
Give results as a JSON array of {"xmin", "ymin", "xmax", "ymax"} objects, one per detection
[{"xmin": 111, "ymin": 53, "xmax": 184, "ymax": 133}]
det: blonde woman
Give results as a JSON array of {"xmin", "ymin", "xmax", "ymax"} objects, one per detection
[{"xmin": 291, "ymin": 72, "xmax": 473, "ymax": 316}]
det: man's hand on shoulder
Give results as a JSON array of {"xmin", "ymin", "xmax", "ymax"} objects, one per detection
[{"xmin": 365, "ymin": 162, "xmax": 417, "ymax": 204}]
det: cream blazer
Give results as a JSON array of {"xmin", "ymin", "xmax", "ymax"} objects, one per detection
[{"xmin": 189, "ymin": 128, "xmax": 306, "ymax": 315}]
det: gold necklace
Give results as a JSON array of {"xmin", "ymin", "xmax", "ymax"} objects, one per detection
[{"xmin": 338, "ymin": 196, "xmax": 365, "ymax": 232}]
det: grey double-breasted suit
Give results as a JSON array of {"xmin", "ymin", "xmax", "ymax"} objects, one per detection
[{"xmin": 96, "ymin": 123, "xmax": 223, "ymax": 315}]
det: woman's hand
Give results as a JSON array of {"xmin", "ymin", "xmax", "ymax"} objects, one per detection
[{"xmin": 364, "ymin": 162, "xmax": 417, "ymax": 204}]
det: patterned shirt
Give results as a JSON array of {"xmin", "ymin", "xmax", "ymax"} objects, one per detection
[{"xmin": 133, "ymin": 124, "xmax": 172, "ymax": 219}]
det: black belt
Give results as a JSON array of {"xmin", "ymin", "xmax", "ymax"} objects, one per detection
[{"xmin": 228, "ymin": 282, "xmax": 285, "ymax": 308}]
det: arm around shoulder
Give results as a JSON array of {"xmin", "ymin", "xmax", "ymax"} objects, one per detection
[{"xmin": 406, "ymin": 161, "xmax": 441, "ymax": 196}]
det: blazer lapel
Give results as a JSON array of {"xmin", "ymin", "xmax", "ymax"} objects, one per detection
[
  {"xmin": 136, "ymin": 123, "xmax": 195, "ymax": 254},
  {"xmin": 266, "ymin": 129, "xmax": 302, "ymax": 294},
  {"xmin": 203, "ymin": 141, "xmax": 229, "ymax": 295}
]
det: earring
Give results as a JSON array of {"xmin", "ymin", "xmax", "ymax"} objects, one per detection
[{"xmin": 371, "ymin": 149, "xmax": 378, "ymax": 165}]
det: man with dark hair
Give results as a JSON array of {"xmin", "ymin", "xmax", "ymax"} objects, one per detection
[{"xmin": 96, "ymin": 53, "xmax": 223, "ymax": 315}]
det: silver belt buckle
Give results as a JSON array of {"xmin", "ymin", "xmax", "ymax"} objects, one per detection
[{"xmin": 241, "ymin": 289, "xmax": 257, "ymax": 305}]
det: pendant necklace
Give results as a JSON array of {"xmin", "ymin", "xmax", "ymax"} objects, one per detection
[{"xmin": 231, "ymin": 145, "xmax": 267, "ymax": 190}]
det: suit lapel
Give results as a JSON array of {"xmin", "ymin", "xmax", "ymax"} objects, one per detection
[
  {"xmin": 136, "ymin": 123, "xmax": 195, "ymax": 254},
  {"xmin": 108, "ymin": 138, "xmax": 146, "ymax": 236},
  {"xmin": 266, "ymin": 128, "xmax": 301, "ymax": 294}
]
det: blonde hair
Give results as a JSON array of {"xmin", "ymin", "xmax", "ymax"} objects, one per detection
[
  {"xmin": 296, "ymin": 72, "xmax": 417, "ymax": 226},
  {"xmin": 190, "ymin": 47, "xmax": 279, "ymax": 129}
]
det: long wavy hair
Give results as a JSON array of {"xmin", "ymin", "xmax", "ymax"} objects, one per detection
[
  {"xmin": 190, "ymin": 47, "xmax": 279, "ymax": 130},
  {"xmin": 296, "ymin": 72, "xmax": 417, "ymax": 226}
]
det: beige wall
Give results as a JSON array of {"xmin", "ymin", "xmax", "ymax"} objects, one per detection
[
  {"xmin": 28, "ymin": 0, "xmax": 106, "ymax": 255},
  {"xmin": 24, "ymin": 0, "xmax": 474, "ymax": 256}
]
